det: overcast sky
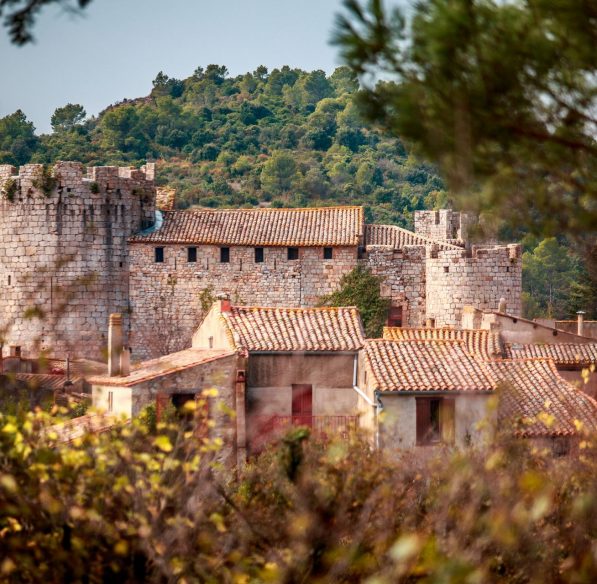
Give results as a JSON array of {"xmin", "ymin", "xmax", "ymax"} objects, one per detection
[{"xmin": 0, "ymin": 0, "xmax": 376, "ymax": 133}]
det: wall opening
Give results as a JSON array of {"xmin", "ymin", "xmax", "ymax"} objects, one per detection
[
  {"xmin": 154, "ymin": 247, "xmax": 164, "ymax": 263},
  {"xmin": 187, "ymin": 247, "xmax": 197, "ymax": 263},
  {"xmin": 323, "ymin": 247, "xmax": 333, "ymax": 260},
  {"xmin": 255, "ymin": 247, "xmax": 264, "ymax": 263},
  {"xmin": 220, "ymin": 247, "xmax": 230, "ymax": 263},
  {"xmin": 287, "ymin": 247, "xmax": 299, "ymax": 261}
]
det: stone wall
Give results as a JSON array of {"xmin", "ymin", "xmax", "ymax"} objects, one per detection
[
  {"xmin": 0, "ymin": 162, "xmax": 155, "ymax": 359},
  {"xmin": 128, "ymin": 244, "xmax": 358, "ymax": 360},
  {"xmin": 425, "ymin": 244, "xmax": 522, "ymax": 327},
  {"xmin": 414, "ymin": 209, "xmax": 474, "ymax": 242},
  {"xmin": 363, "ymin": 245, "xmax": 427, "ymax": 327}
]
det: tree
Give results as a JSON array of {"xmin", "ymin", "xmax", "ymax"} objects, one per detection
[
  {"xmin": 1, "ymin": 0, "xmax": 92, "ymax": 45},
  {"xmin": 50, "ymin": 104, "xmax": 86, "ymax": 132},
  {"xmin": 0, "ymin": 110, "xmax": 38, "ymax": 165},
  {"xmin": 318, "ymin": 265, "xmax": 390, "ymax": 337},
  {"xmin": 334, "ymin": 1, "xmax": 597, "ymax": 242},
  {"xmin": 260, "ymin": 151, "xmax": 298, "ymax": 195}
]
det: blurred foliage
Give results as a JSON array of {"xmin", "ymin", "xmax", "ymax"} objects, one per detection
[
  {"xmin": 0, "ymin": 407, "xmax": 596, "ymax": 582},
  {"xmin": 334, "ymin": 0, "xmax": 597, "ymax": 297}
]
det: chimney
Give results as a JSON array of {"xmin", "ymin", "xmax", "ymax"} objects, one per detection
[
  {"xmin": 120, "ymin": 347, "xmax": 131, "ymax": 377},
  {"xmin": 577, "ymin": 311, "xmax": 585, "ymax": 337},
  {"xmin": 217, "ymin": 292, "xmax": 231, "ymax": 313},
  {"xmin": 108, "ymin": 313, "xmax": 123, "ymax": 377},
  {"xmin": 498, "ymin": 298, "xmax": 507, "ymax": 313}
]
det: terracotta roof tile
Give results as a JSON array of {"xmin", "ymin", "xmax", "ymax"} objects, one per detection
[
  {"xmin": 13, "ymin": 373, "xmax": 82, "ymax": 392},
  {"xmin": 49, "ymin": 414, "xmax": 124, "ymax": 444},
  {"xmin": 505, "ymin": 343, "xmax": 597, "ymax": 366},
  {"xmin": 364, "ymin": 339, "xmax": 495, "ymax": 392},
  {"xmin": 365, "ymin": 224, "xmax": 462, "ymax": 251},
  {"xmin": 88, "ymin": 349, "xmax": 234, "ymax": 387},
  {"xmin": 383, "ymin": 327, "xmax": 503, "ymax": 360},
  {"xmin": 131, "ymin": 206, "xmax": 364, "ymax": 247},
  {"xmin": 488, "ymin": 359, "xmax": 597, "ymax": 437},
  {"xmin": 223, "ymin": 306, "xmax": 365, "ymax": 352}
]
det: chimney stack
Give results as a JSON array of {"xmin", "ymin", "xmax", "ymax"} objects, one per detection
[
  {"xmin": 217, "ymin": 292, "xmax": 231, "ymax": 313},
  {"xmin": 108, "ymin": 313, "xmax": 123, "ymax": 377},
  {"xmin": 577, "ymin": 311, "xmax": 585, "ymax": 337},
  {"xmin": 120, "ymin": 347, "xmax": 131, "ymax": 377}
]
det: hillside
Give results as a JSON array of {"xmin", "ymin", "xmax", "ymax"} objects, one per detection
[{"xmin": 0, "ymin": 65, "xmax": 447, "ymax": 228}]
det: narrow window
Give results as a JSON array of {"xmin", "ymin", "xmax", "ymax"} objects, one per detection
[
  {"xmin": 220, "ymin": 247, "xmax": 230, "ymax": 263},
  {"xmin": 108, "ymin": 391, "xmax": 114, "ymax": 413},
  {"xmin": 255, "ymin": 247, "xmax": 264, "ymax": 263},
  {"xmin": 187, "ymin": 246, "xmax": 197, "ymax": 263},
  {"xmin": 155, "ymin": 247, "xmax": 164, "ymax": 263},
  {"xmin": 7, "ymin": 275, "xmax": 11, "ymax": 286},
  {"xmin": 444, "ymin": 266, "xmax": 449, "ymax": 273},
  {"xmin": 287, "ymin": 247, "xmax": 299, "ymax": 261},
  {"xmin": 323, "ymin": 247, "xmax": 333, "ymax": 260}
]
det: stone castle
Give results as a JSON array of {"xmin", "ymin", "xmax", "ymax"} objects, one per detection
[{"xmin": 0, "ymin": 162, "xmax": 522, "ymax": 361}]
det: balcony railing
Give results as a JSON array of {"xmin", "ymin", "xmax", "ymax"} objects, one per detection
[{"xmin": 250, "ymin": 415, "xmax": 359, "ymax": 453}]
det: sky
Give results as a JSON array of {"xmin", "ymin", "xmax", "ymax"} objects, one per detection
[{"xmin": 0, "ymin": 0, "xmax": 370, "ymax": 133}]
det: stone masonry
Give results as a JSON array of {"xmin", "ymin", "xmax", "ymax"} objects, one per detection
[
  {"xmin": 425, "ymin": 244, "xmax": 522, "ymax": 327},
  {"xmin": 0, "ymin": 162, "xmax": 155, "ymax": 359},
  {"xmin": 0, "ymin": 160, "xmax": 522, "ymax": 361}
]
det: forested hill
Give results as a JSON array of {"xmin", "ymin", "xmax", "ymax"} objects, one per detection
[{"xmin": 0, "ymin": 65, "xmax": 447, "ymax": 228}]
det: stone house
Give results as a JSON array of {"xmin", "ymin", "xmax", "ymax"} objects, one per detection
[
  {"xmin": 358, "ymin": 338, "xmax": 497, "ymax": 449},
  {"xmin": 191, "ymin": 298, "xmax": 365, "ymax": 457}
]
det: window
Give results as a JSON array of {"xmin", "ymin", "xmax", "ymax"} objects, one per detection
[
  {"xmin": 255, "ymin": 247, "xmax": 264, "ymax": 263},
  {"xmin": 444, "ymin": 266, "xmax": 449, "ymax": 273},
  {"xmin": 220, "ymin": 247, "xmax": 230, "ymax": 263},
  {"xmin": 416, "ymin": 398, "xmax": 455, "ymax": 445},
  {"xmin": 287, "ymin": 247, "xmax": 299, "ymax": 260},
  {"xmin": 187, "ymin": 246, "xmax": 197, "ymax": 263},
  {"xmin": 7, "ymin": 275, "xmax": 11, "ymax": 286},
  {"xmin": 323, "ymin": 247, "xmax": 333, "ymax": 260},
  {"xmin": 108, "ymin": 391, "xmax": 114, "ymax": 413},
  {"xmin": 154, "ymin": 247, "xmax": 164, "ymax": 263}
]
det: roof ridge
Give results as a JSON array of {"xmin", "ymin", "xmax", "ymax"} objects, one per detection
[{"xmin": 165, "ymin": 205, "xmax": 364, "ymax": 214}]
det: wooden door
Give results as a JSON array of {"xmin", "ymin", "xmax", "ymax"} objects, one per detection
[
  {"xmin": 387, "ymin": 306, "xmax": 403, "ymax": 327},
  {"xmin": 292, "ymin": 384, "xmax": 313, "ymax": 428}
]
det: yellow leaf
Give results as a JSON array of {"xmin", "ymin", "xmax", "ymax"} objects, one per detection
[
  {"xmin": 0, "ymin": 474, "xmax": 17, "ymax": 493},
  {"xmin": 153, "ymin": 435, "xmax": 173, "ymax": 453}
]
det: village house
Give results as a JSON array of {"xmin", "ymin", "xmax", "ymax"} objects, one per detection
[{"xmin": 191, "ymin": 298, "xmax": 365, "ymax": 457}]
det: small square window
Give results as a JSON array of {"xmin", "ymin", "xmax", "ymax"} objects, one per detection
[
  {"xmin": 288, "ymin": 247, "xmax": 299, "ymax": 260},
  {"xmin": 155, "ymin": 247, "xmax": 164, "ymax": 263},
  {"xmin": 323, "ymin": 247, "xmax": 333, "ymax": 260},
  {"xmin": 255, "ymin": 247, "xmax": 264, "ymax": 263},
  {"xmin": 444, "ymin": 266, "xmax": 449, "ymax": 273},
  {"xmin": 220, "ymin": 247, "xmax": 230, "ymax": 263},
  {"xmin": 187, "ymin": 247, "xmax": 197, "ymax": 263}
]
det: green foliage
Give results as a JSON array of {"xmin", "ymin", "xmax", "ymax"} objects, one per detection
[
  {"xmin": 2, "ymin": 178, "xmax": 18, "ymax": 202},
  {"xmin": 50, "ymin": 104, "xmax": 86, "ymax": 132},
  {"xmin": 199, "ymin": 286, "xmax": 215, "ymax": 313},
  {"xmin": 32, "ymin": 165, "xmax": 57, "ymax": 197},
  {"xmin": 319, "ymin": 265, "xmax": 390, "ymax": 337},
  {"xmin": 0, "ymin": 408, "xmax": 596, "ymax": 582},
  {"xmin": 522, "ymin": 238, "xmax": 596, "ymax": 320},
  {"xmin": 0, "ymin": 65, "xmax": 445, "ymax": 228},
  {"xmin": 0, "ymin": 109, "xmax": 38, "ymax": 165}
]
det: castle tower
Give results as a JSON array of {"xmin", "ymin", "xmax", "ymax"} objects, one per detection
[{"xmin": 0, "ymin": 162, "xmax": 156, "ymax": 359}]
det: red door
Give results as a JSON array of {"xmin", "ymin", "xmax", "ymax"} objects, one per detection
[{"xmin": 292, "ymin": 384, "xmax": 313, "ymax": 428}]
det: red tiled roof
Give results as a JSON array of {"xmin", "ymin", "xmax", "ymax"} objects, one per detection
[
  {"xmin": 365, "ymin": 224, "xmax": 462, "ymax": 251},
  {"xmin": 488, "ymin": 359, "xmax": 597, "ymax": 437},
  {"xmin": 364, "ymin": 339, "xmax": 495, "ymax": 392},
  {"xmin": 223, "ymin": 306, "xmax": 365, "ymax": 352},
  {"xmin": 13, "ymin": 373, "xmax": 82, "ymax": 392},
  {"xmin": 88, "ymin": 349, "xmax": 234, "ymax": 387},
  {"xmin": 383, "ymin": 327, "xmax": 503, "ymax": 360},
  {"xmin": 505, "ymin": 343, "xmax": 597, "ymax": 366},
  {"xmin": 49, "ymin": 414, "xmax": 124, "ymax": 444},
  {"xmin": 130, "ymin": 206, "xmax": 364, "ymax": 247}
]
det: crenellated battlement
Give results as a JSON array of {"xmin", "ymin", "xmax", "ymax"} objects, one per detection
[
  {"xmin": 0, "ymin": 161, "xmax": 157, "ymax": 360},
  {"xmin": 0, "ymin": 161, "xmax": 155, "ymax": 202}
]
